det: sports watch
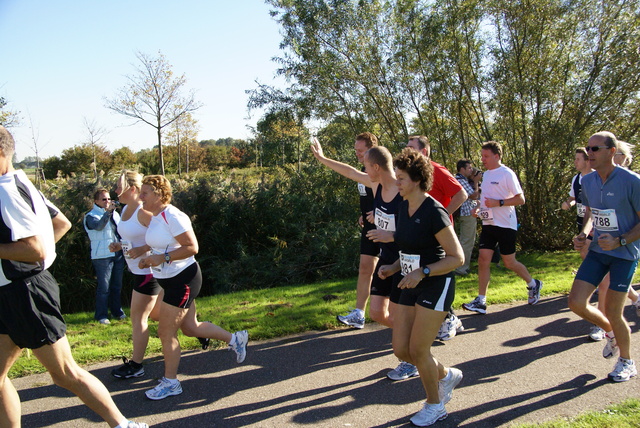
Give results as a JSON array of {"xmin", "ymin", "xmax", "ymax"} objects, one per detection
[
  {"xmin": 620, "ymin": 236, "xmax": 627, "ymax": 246},
  {"xmin": 422, "ymin": 266, "xmax": 431, "ymax": 277},
  {"xmin": 164, "ymin": 252, "xmax": 171, "ymax": 263}
]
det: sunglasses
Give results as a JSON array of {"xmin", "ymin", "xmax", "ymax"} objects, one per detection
[
  {"xmin": 101, "ymin": 198, "xmax": 111, "ymax": 201},
  {"xmin": 584, "ymin": 145, "xmax": 610, "ymax": 152}
]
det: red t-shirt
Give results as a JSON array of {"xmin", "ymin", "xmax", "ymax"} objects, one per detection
[{"xmin": 430, "ymin": 161, "xmax": 463, "ymax": 208}]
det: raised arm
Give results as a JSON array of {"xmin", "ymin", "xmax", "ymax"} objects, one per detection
[{"xmin": 310, "ymin": 137, "xmax": 374, "ymax": 188}]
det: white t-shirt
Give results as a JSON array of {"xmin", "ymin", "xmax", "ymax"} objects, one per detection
[
  {"xmin": 145, "ymin": 204, "xmax": 196, "ymax": 279},
  {"xmin": 479, "ymin": 164, "xmax": 523, "ymax": 230},
  {"xmin": 117, "ymin": 204, "xmax": 152, "ymax": 275}
]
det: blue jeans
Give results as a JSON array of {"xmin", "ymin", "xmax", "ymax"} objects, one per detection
[{"xmin": 92, "ymin": 251, "xmax": 125, "ymax": 320}]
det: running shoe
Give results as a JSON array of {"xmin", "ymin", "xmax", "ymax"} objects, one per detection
[
  {"xmin": 438, "ymin": 367, "xmax": 463, "ymax": 405},
  {"xmin": 387, "ymin": 361, "xmax": 419, "ymax": 381},
  {"xmin": 145, "ymin": 377, "xmax": 182, "ymax": 400},
  {"xmin": 603, "ymin": 333, "xmax": 619, "ymax": 359},
  {"xmin": 230, "ymin": 330, "xmax": 248, "ymax": 363},
  {"xmin": 588, "ymin": 325, "xmax": 605, "ymax": 342},
  {"xmin": 436, "ymin": 313, "xmax": 464, "ymax": 341},
  {"xmin": 608, "ymin": 358, "xmax": 637, "ymax": 382},
  {"xmin": 462, "ymin": 297, "xmax": 487, "ymax": 314},
  {"xmin": 337, "ymin": 309, "xmax": 365, "ymax": 329},
  {"xmin": 527, "ymin": 279, "xmax": 543, "ymax": 305},
  {"xmin": 410, "ymin": 402, "xmax": 448, "ymax": 426},
  {"xmin": 126, "ymin": 423, "xmax": 149, "ymax": 428},
  {"xmin": 98, "ymin": 318, "xmax": 111, "ymax": 325},
  {"xmin": 111, "ymin": 357, "xmax": 144, "ymax": 379}
]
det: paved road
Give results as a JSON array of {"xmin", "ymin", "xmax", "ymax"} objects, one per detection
[{"xmin": 12, "ymin": 293, "xmax": 640, "ymax": 427}]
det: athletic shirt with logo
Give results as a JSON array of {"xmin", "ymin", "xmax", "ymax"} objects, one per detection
[
  {"xmin": 145, "ymin": 204, "xmax": 196, "ymax": 278},
  {"xmin": 479, "ymin": 165, "xmax": 523, "ymax": 230},
  {"xmin": 394, "ymin": 197, "xmax": 451, "ymax": 280},
  {"xmin": 117, "ymin": 204, "xmax": 153, "ymax": 275},
  {"xmin": 373, "ymin": 184, "xmax": 402, "ymax": 262},
  {"xmin": 569, "ymin": 173, "xmax": 587, "ymax": 227}
]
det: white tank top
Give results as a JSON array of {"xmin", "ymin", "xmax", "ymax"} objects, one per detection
[{"xmin": 117, "ymin": 204, "xmax": 152, "ymax": 275}]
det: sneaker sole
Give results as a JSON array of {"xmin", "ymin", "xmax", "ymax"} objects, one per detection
[
  {"xmin": 387, "ymin": 371, "xmax": 420, "ymax": 381},
  {"xmin": 462, "ymin": 304, "xmax": 486, "ymax": 314},
  {"xmin": 112, "ymin": 370, "xmax": 144, "ymax": 379},
  {"xmin": 145, "ymin": 389, "xmax": 182, "ymax": 400},
  {"xmin": 411, "ymin": 411, "xmax": 448, "ymax": 426},
  {"xmin": 608, "ymin": 372, "xmax": 637, "ymax": 382},
  {"xmin": 336, "ymin": 316, "xmax": 364, "ymax": 329}
]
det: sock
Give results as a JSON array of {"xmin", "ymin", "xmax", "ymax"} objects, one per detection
[
  {"xmin": 355, "ymin": 308, "xmax": 365, "ymax": 317},
  {"xmin": 606, "ymin": 331, "xmax": 615, "ymax": 338},
  {"xmin": 230, "ymin": 332, "xmax": 236, "ymax": 345},
  {"xmin": 527, "ymin": 279, "xmax": 537, "ymax": 288},
  {"xmin": 477, "ymin": 295, "xmax": 486, "ymax": 304},
  {"xmin": 116, "ymin": 420, "xmax": 130, "ymax": 428}
]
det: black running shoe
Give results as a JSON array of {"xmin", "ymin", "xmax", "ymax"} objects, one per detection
[{"xmin": 111, "ymin": 357, "xmax": 144, "ymax": 379}]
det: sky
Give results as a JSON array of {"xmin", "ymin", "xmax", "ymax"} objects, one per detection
[{"xmin": 0, "ymin": 0, "xmax": 286, "ymax": 160}]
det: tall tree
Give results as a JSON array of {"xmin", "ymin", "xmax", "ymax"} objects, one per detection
[
  {"xmin": 0, "ymin": 97, "xmax": 20, "ymax": 128},
  {"xmin": 164, "ymin": 110, "xmax": 199, "ymax": 176},
  {"xmin": 104, "ymin": 51, "xmax": 202, "ymax": 175},
  {"xmin": 82, "ymin": 118, "xmax": 108, "ymax": 179}
]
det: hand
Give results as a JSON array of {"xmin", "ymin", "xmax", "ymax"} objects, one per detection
[
  {"xmin": 378, "ymin": 264, "xmax": 393, "ymax": 280},
  {"xmin": 398, "ymin": 269, "xmax": 424, "ymax": 289},
  {"xmin": 366, "ymin": 229, "xmax": 394, "ymax": 243},
  {"xmin": 108, "ymin": 242, "xmax": 122, "ymax": 253},
  {"xmin": 472, "ymin": 171, "xmax": 483, "ymax": 183},
  {"xmin": 471, "ymin": 207, "xmax": 480, "ymax": 218},
  {"xmin": 485, "ymin": 198, "xmax": 500, "ymax": 208},
  {"xmin": 310, "ymin": 137, "xmax": 324, "ymax": 159},
  {"xmin": 365, "ymin": 210, "xmax": 375, "ymax": 224},
  {"xmin": 561, "ymin": 201, "xmax": 570, "ymax": 211},
  {"xmin": 106, "ymin": 201, "xmax": 117, "ymax": 212},
  {"xmin": 358, "ymin": 215, "xmax": 364, "ymax": 228},
  {"xmin": 573, "ymin": 233, "xmax": 587, "ymax": 250},
  {"xmin": 138, "ymin": 254, "xmax": 162, "ymax": 269},
  {"xmin": 127, "ymin": 246, "xmax": 149, "ymax": 259},
  {"xmin": 597, "ymin": 233, "xmax": 618, "ymax": 251}
]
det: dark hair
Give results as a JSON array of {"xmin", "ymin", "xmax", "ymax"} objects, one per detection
[
  {"xmin": 93, "ymin": 188, "xmax": 110, "ymax": 201},
  {"xmin": 355, "ymin": 132, "xmax": 379, "ymax": 148},
  {"xmin": 456, "ymin": 159, "xmax": 472, "ymax": 172},
  {"xmin": 393, "ymin": 147, "xmax": 434, "ymax": 192},
  {"xmin": 481, "ymin": 141, "xmax": 503, "ymax": 157},
  {"xmin": 575, "ymin": 147, "xmax": 588, "ymax": 161},
  {"xmin": 591, "ymin": 131, "xmax": 619, "ymax": 151},
  {"xmin": 408, "ymin": 135, "xmax": 430, "ymax": 156}
]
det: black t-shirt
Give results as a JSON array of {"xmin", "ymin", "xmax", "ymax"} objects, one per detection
[
  {"xmin": 394, "ymin": 196, "xmax": 451, "ymax": 268},
  {"xmin": 373, "ymin": 184, "xmax": 403, "ymax": 262},
  {"xmin": 358, "ymin": 167, "xmax": 375, "ymax": 217}
]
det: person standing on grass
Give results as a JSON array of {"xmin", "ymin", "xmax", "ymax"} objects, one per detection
[
  {"xmin": 0, "ymin": 126, "xmax": 148, "ymax": 428},
  {"xmin": 570, "ymin": 131, "xmax": 640, "ymax": 382},
  {"xmin": 377, "ymin": 148, "xmax": 464, "ymax": 426},
  {"xmin": 84, "ymin": 188, "xmax": 126, "ymax": 324},
  {"xmin": 310, "ymin": 133, "xmax": 380, "ymax": 330},
  {"xmin": 138, "ymin": 175, "xmax": 248, "ymax": 400},
  {"xmin": 108, "ymin": 170, "xmax": 210, "ymax": 380},
  {"xmin": 462, "ymin": 141, "xmax": 543, "ymax": 314}
]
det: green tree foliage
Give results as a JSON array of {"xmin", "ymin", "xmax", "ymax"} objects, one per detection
[
  {"xmin": 112, "ymin": 147, "xmax": 138, "ymax": 170},
  {"xmin": 104, "ymin": 51, "xmax": 202, "ymax": 175},
  {"xmin": 260, "ymin": 0, "xmax": 640, "ymax": 248},
  {"xmin": 42, "ymin": 143, "xmax": 113, "ymax": 178},
  {"xmin": 0, "ymin": 97, "xmax": 20, "ymax": 127}
]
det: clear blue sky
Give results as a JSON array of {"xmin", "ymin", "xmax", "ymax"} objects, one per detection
[{"xmin": 0, "ymin": 0, "xmax": 285, "ymax": 160}]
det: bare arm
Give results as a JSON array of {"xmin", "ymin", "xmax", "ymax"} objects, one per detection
[
  {"xmin": 485, "ymin": 193, "xmax": 525, "ymax": 208},
  {"xmin": 310, "ymin": 137, "xmax": 374, "ymax": 187},
  {"xmin": 446, "ymin": 188, "xmax": 467, "ymax": 215},
  {"xmin": 51, "ymin": 211, "xmax": 71, "ymax": 243},
  {"xmin": 0, "ymin": 235, "xmax": 46, "ymax": 263},
  {"xmin": 139, "ymin": 229, "xmax": 199, "ymax": 268}
]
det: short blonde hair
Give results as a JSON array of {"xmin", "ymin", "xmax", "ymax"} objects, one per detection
[
  {"xmin": 118, "ymin": 170, "xmax": 143, "ymax": 193},
  {"xmin": 616, "ymin": 141, "xmax": 634, "ymax": 168},
  {"xmin": 142, "ymin": 175, "xmax": 172, "ymax": 204}
]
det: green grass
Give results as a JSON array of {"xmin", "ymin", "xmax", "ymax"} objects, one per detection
[{"xmin": 516, "ymin": 398, "xmax": 640, "ymax": 428}]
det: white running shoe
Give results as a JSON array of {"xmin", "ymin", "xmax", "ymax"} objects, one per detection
[
  {"xmin": 602, "ymin": 333, "xmax": 619, "ymax": 359},
  {"xmin": 608, "ymin": 358, "xmax": 637, "ymax": 382},
  {"xmin": 527, "ymin": 279, "xmax": 543, "ymax": 305},
  {"xmin": 387, "ymin": 361, "xmax": 419, "ymax": 381},
  {"xmin": 438, "ymin": 367, "xmax": 463, "ymax": 405},
  {"xmin": 436, "ymin": 313, "xmax": 464, "ymax": 341},
  {"xmin": 410, "ymin": 402, "xmax": 448, "ymax": 426},
  {"xmin": 126, "ymin": 423, "xmax": 149, "ymax": 428},
  {"xmin": 145, "ymin": 377, "xmax": 182, "ymax": 400},
  {"xmin": 230, "ymin": 330, "xmax": 249, "ymax": 363},
  {"xmin": 337, "ymin": 309, "xmax": 365, "ymax": 329},
  {"xmin": 588, "ymin": 325, "xmax": 605, "ymax": 342}
]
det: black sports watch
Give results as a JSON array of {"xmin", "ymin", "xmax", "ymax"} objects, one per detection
[
  {"xmin": 164, "ymin": 252, "xmax": 171, "ymax": 263},
  {"xmin": 422, "ymin": 266, "xmax": 431, "ymax": 277},
  {"xmin": 499, "ymin": 199, "xmax": 505, "ymax": 207},
  {"xmin": 620, "ymin": 236, "xmax": 627, "ymax": 247}
]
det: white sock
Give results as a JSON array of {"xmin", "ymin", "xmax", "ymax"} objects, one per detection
[
  {"xmin": 606, "ymin": 331, "xmax": 615, "ymax": 338},
  {"xmin": 477, "ymin": 295, "xmax": 486, "ymax": 304},
  {"xmin": 164, "ymin": 377, "xmax": 179, "ymax": 385},
  {"xmin": 116, "ymin": 420, "xmax": 130, "ymax": 428},
  {"xmin": 527, "ymin": 279, "xmax": 537, "ymax": 288},
  {"xmin": 230, "ymin": 332, "xmax": 236, "ymax": 345}
]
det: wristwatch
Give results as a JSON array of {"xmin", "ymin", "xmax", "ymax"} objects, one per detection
[
  {"xmin": 499, "ymin": 199, "xmax": 505, "ymax": 207},
  {"xmin": 164, "ymin": 252, "xmax": 171, "ymax": 263},
  {"xmin": 620, "ymin": 236, "xmax": 627, "ymax": 246},
  {"xmin": 422, "ymin": 266, "xmax": 431, "ymax": 277}
]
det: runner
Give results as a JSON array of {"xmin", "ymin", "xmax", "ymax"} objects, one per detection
[
  {"xmin": 570, "ymin": 131, "xmax": 640, "ymax": 382},
  {"xmin": 138, "ymin": 175, "xmax": 248, "ymax": 400},
  {"xmin": 463, "ymin": 141, "xmax": 543, "ymax": 314},
  {"xmin": 310, "ymin": 133, "xmax": 380, "ymax": 329},
  {"xmin": 378, "ymin": 148, "xmax": 464, "ymax": 426},
  {"xmin": 109, "ymin": 170, "xmax": 210, "ymax": 379}
]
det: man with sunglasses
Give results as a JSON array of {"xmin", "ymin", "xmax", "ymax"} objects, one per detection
[
  {"xmin": 84, "ymin": 189, "xmax": 126, "ymax": 324},
  {"xmin": 570, "ymin": 131, "xmax": 640, "ymax": 382}
]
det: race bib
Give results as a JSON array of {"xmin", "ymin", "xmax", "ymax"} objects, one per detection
[
  {"xmin": 591, "ymin": 208, "xmax": 619, "ymax": 232},
  {"xmin": 399, "ymin": 252, "xmax": 420, "ymax": 276},
  {"xmin": 375, "ymin": 208, "xmax": 396, "ymax": 232},
  {"xmin": 478, "ymin": 207, "xmax": 494, "ymax": 224},
  {"xmin": 150, "ymin": 249, "xmax": 165, "ymax": 274},
  {"xmin": 357, "ymin": 183, "xmax": 367, "ymax": 197},
  {"xmin": 576, "ymin": 203, "xmax": 586, "ymax": 218},
  {"xmin": 121, "ymin": 241, "xmax": 132, "ymax": 258}
]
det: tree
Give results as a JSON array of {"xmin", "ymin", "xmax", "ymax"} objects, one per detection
[
  {"xmin": 112, "ymin": 147, "xmax": 138, "ymax": 170},
  {"xmin": 104, "ymin": 51, "xmax": 202, "ymax": 175},
  {"xmin": 0, "ymin": 97, "xmax": 20, "ymax": 128},
  {"xmin": 164, "ymin": 111, "xmax": 199, "ymax": 176},
  {"xmin": 82, "ymin": 118, "xmax": 108, "ymax": 179}
]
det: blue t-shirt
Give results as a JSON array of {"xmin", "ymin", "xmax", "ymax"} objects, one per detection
[{"xmin": 581, "ymin": 166, "xmax": 640, "ymax": 260}]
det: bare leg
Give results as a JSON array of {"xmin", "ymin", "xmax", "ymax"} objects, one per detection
[
  {"xmin": 604, "ymin": 288, "xmax": 632, "ymax": 359},
  {"xmin": 477, "ymin": 249, "xmax": 493, "ymax": 296},
  {"xmin": 356, "ymin": 254, "xmax": 377, "ymax": 311},
  {"xmin": 369, "ymin": 295, "xmax": 392, "ymax": 328},
  {"xmin": 568, "ymin": 280, "xmax": 612, "ymax": 331},
  {"xmin": 501, "ymin": 253, "xmax": 533, "ymax": 283},
  {"xmin": 180, "ymin": 302, "xmax": 232, "ymax": 343},
  {"xmin": 157, "ymin": 302, "xmax": 189, "ymax": 379},
  {"xmin": 130, "ymin": 290, "xmax": 160, "ymax": 363},
  {"xmin": 0, "ymin": 335, "xmax": 22, "ymax": 428},
  {"xmin": 32, "ymin": 336, "xmax": 125, "ymax": 427},
  {"xmin": 410, "ymin": 306, "xmax": 448, "ymax": 403}
]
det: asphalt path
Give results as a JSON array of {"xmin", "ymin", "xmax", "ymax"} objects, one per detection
[{"xmin": 12, "ymin": 291, "xmax": 640, "ymax": 427}]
